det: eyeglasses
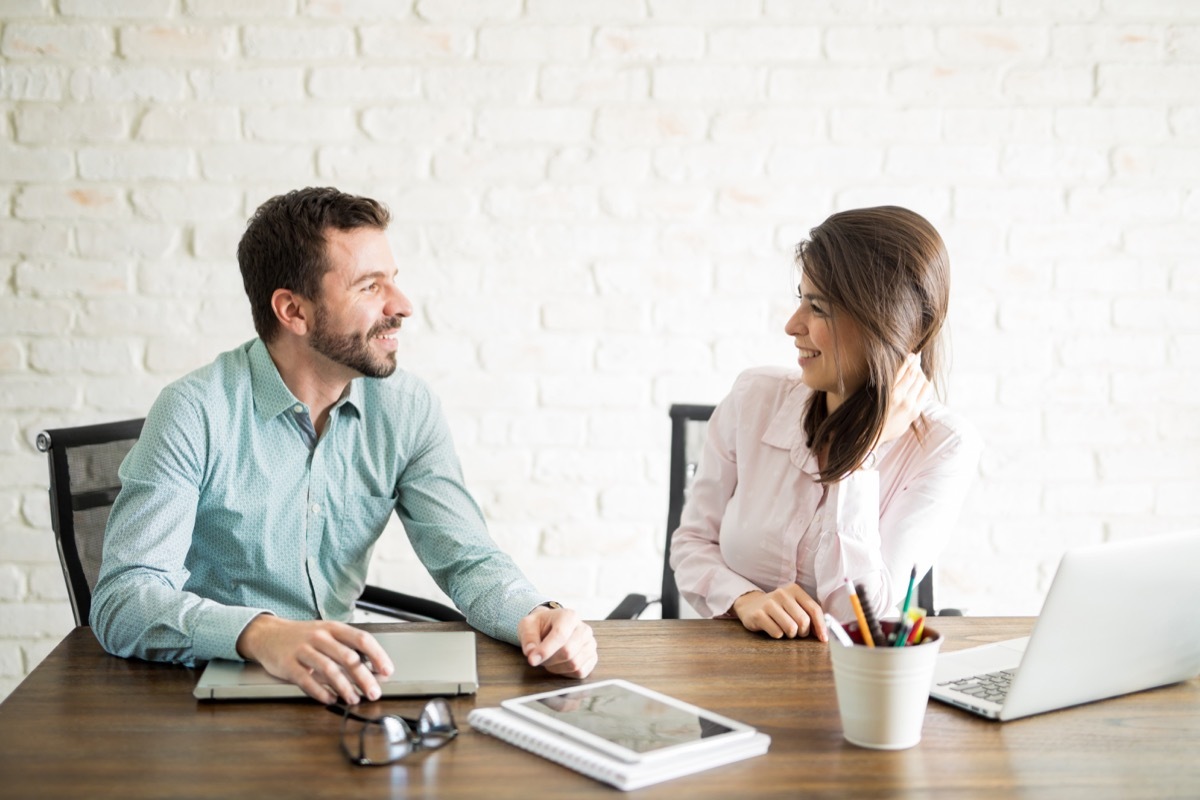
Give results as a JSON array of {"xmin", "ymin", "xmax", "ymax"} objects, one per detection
[{"xmin": 326, "ymin": 698, "xmax": 458, "ymax": 766}]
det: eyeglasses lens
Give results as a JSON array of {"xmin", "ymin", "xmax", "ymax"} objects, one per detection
[
  {"xmin": 416, "ymin": 698, "xmax": 457, "ymax": 748},
  {"xmin": 342, "ymin": 714, "xmax": 414, "ymax": 766}
]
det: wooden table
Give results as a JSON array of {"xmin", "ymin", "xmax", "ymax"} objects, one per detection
[{"xmin": 1, "ymin": 618, "xmax": 1197, "ymax": 798}]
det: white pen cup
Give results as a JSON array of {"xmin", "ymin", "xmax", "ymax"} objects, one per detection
[{"xmin": 828, "ymin": 620, "xmax": 942, "ymax": 750}]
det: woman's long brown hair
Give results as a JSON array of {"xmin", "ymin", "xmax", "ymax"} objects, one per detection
[{"xmin": 796, "ymin": 206, "xmax": 951, "ymax": 483}]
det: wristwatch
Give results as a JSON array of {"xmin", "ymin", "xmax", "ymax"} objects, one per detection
[{"xmin": 540, "ymin": 601, "xmax": 564, "ymax": 611}]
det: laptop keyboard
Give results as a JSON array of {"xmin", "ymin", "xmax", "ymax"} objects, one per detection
[{"xmin": 938, "ymin": 668, "xmax": 1018, "ymax": 705}]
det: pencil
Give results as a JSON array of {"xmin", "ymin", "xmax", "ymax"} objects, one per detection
[
  {"xmin": 855, "ymin": 582, "xmax": 886, "ymax": 648},
  {"xmin": 845, "ymin": 578, "xmax": 874, "ymax": 647}
]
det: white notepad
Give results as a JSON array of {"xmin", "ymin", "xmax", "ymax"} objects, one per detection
[{"xmin": 468, "ymin": 680, "xmax": 770, "ymax": 791}]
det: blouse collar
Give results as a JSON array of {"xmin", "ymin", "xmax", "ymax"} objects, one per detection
[{"xmin": 761, "ymin": 375, "xmax": 821, "ymax": 475}]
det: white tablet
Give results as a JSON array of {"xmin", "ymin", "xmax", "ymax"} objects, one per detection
[{"xmin": 500, "ymin": 679, "xmax": 756, "ymax": 764}]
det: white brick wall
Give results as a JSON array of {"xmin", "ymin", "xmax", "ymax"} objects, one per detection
[{"xmin": 2, "ymin": 2, "xmax": 1199, "ymax": 700}]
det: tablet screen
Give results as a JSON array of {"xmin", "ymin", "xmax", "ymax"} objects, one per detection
[{"xmin": 508, "ymin": 681, "xmax": 741, "ymax": 757}]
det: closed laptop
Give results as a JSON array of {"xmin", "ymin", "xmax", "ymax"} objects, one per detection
[{"xmin": 194, "ymin": 630, "xmax": 478, "ymax": 701}]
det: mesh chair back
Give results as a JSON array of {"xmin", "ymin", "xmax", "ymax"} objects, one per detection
[
  {"xmin": 37, "ymin": 419, "xmax": 145, "ymax": 626},
  {"xmin": 36, "ymin": 417, "xmax": 466, "ymax": 626}
]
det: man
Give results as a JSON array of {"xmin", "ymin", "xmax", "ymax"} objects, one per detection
[{"xmin": 92, "ymin": 187, "xmax": 597, "ymax": 704}]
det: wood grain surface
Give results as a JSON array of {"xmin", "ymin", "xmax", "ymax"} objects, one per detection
[{"xmin": 1, "ymin": 618, "xmax": 1197, "ymax": 799}]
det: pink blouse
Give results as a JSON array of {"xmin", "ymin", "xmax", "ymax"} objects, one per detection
[{"xmin": 669, "ymin": 366, "xmax": 983, "ymax": 623}]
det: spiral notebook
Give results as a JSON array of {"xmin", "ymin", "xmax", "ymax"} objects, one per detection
[{"xmin": 468, "ymin": 680, "xmax": 770, "ymax": 791}]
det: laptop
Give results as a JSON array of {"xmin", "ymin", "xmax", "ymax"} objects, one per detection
[
  {"xmin": 930, "ymin": 529, "xmax": 1200, "ymax": 721},
  {"xmin": 194, "ymin": 630, "xmax": 478, "ymax": 701}
]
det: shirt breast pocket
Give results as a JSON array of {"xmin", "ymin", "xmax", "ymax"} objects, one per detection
[{"xmin": 337, "ymin": 492, "xmax": 396, "ymax": 564}]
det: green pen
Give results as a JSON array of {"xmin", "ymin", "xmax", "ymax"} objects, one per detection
[{"xmin": 894, "ymin": 565, "xmax": 918, "ymax": 647}]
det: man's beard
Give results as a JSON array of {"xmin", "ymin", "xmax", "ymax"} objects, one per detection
[{"xmin": 309, "ymin": 306, "xmax": 402, "ymax": 379}]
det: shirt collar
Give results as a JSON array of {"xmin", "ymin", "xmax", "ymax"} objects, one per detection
[
  {"xmin": 247, "ymin": 338, "xmax": 365, "ymax": 421},
  {"xmin": 761, "ymin": 375, "xmax": 820, "ymax": 473},
  {"xmin": 761, "ymin": 376, "xmax": 931, "ymax": 477},
  {"xmin": 341, "ymin": 378, "xmax": 364, "ymax": 417},
  {"xmin": 249, "ymin": 338, "xmax": 300, "ymax": 422}
]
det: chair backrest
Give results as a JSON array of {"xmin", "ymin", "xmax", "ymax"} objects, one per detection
[
  {"xmin": 37, "ymin": 417, "xmax": 466, "ymax": 627},
  {"xmin": 659, "ymin": 404, "xmax": 940, "ymax": 619},
  {"xmin": 660, "ymin": 404, "xmax": 715, "ymax": 619},
  {"xmin": 37, "ymin": 418, "xmax": 145, "ymax": 626}
]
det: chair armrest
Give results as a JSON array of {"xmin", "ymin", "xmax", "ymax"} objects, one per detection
[
  {"xmin": 356, "ymin": 585, "xmax": 465, "ymax": 623},
  {"xmin": 605, "ymin": 593, "xmax": 658, "ymax": 620}
]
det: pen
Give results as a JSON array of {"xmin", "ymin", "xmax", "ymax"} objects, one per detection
[
  {"xmin": 890, "ymin": 565, "xmax": 919, "ymax": 647},
  {"xmin": 824, "ymin": 613, "xmax": 854, "ymax": 647},
  {"xmin": 899, "ymin": 564, "xmax": 917, "ymax": 621},
  {"xmin": 845, "ymin": 579, "xmax": 875, "ymax": 647},
  {"xmin": 854, "ymin": 581, "xmax": 887, "ymax": 648}
]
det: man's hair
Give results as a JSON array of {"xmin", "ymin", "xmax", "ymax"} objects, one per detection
[
  {"xmin": 795, "ymin": 205, "xmax": 952, "ymax": 483},
  {"xmin": 237, "ymin": 187, "xmax": 391, "ymax": 342}
]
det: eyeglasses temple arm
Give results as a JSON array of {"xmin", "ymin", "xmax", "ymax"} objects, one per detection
[{"xmin": 325, "ymin": 703, "xmax": 423, "ymax": 728}]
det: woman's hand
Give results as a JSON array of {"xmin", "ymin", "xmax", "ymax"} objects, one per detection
[
  {"xmin": 877, "ymin": 353, "xmax": 933, "ymax": 446},
  {"xmin": 731, "ymin": 585, "xmax": 828, "ymax": 642}
]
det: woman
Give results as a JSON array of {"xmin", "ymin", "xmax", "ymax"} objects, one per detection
[{"xmin": 669, "ymin": 206, "xmax": 982, "ymax": 641}]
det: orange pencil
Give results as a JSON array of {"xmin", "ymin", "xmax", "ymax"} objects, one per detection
[{"xmin": 845, "ymin": 578, "xmax": 875, "ymax": 647}]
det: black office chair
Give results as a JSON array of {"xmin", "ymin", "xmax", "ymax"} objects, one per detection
[
  {"xmin": 607, "ymin": 404, "xmax": 712, "ymax": 620},
  {"xmin": 607, "ymin": 404, "xmax": 958, "ymax": 620},
  {"xmin": 37, "ymin": 417, "xmax": 464, "ymax": 627}
]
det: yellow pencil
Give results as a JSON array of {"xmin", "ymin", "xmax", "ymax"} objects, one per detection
[{"xmin": 845, "ymin": 578, "xmax": 875, "ymax": 647}]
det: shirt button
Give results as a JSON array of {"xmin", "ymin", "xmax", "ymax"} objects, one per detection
[
  {"xmin": 311, "ymin": 503, "xmax": 321, "ymax": 514},
  {"xmin": 294, "ymin": 404, "xmax": 304, "ymax": 414}
]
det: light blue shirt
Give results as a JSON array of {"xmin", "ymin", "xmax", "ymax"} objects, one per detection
[{"xmin": 91, "ymin": 338, "xmax": 548, "ymax": 665}]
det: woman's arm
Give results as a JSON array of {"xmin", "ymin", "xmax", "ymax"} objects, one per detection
[{"xmin": 814, "ymin": 357, "xmax": 980, "ymax": 620}]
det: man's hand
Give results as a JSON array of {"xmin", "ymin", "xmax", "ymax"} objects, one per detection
[
  {"xmin": 235, "ymin": 615, "xmax": 394, "ymax": 705},
  {"xmin": 731, "ymin": 585, "xmax": 828, "ymax": 642},
  {"xmin": 517, "ymin": 605, "xmax": 598, "ymax": 679}
]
